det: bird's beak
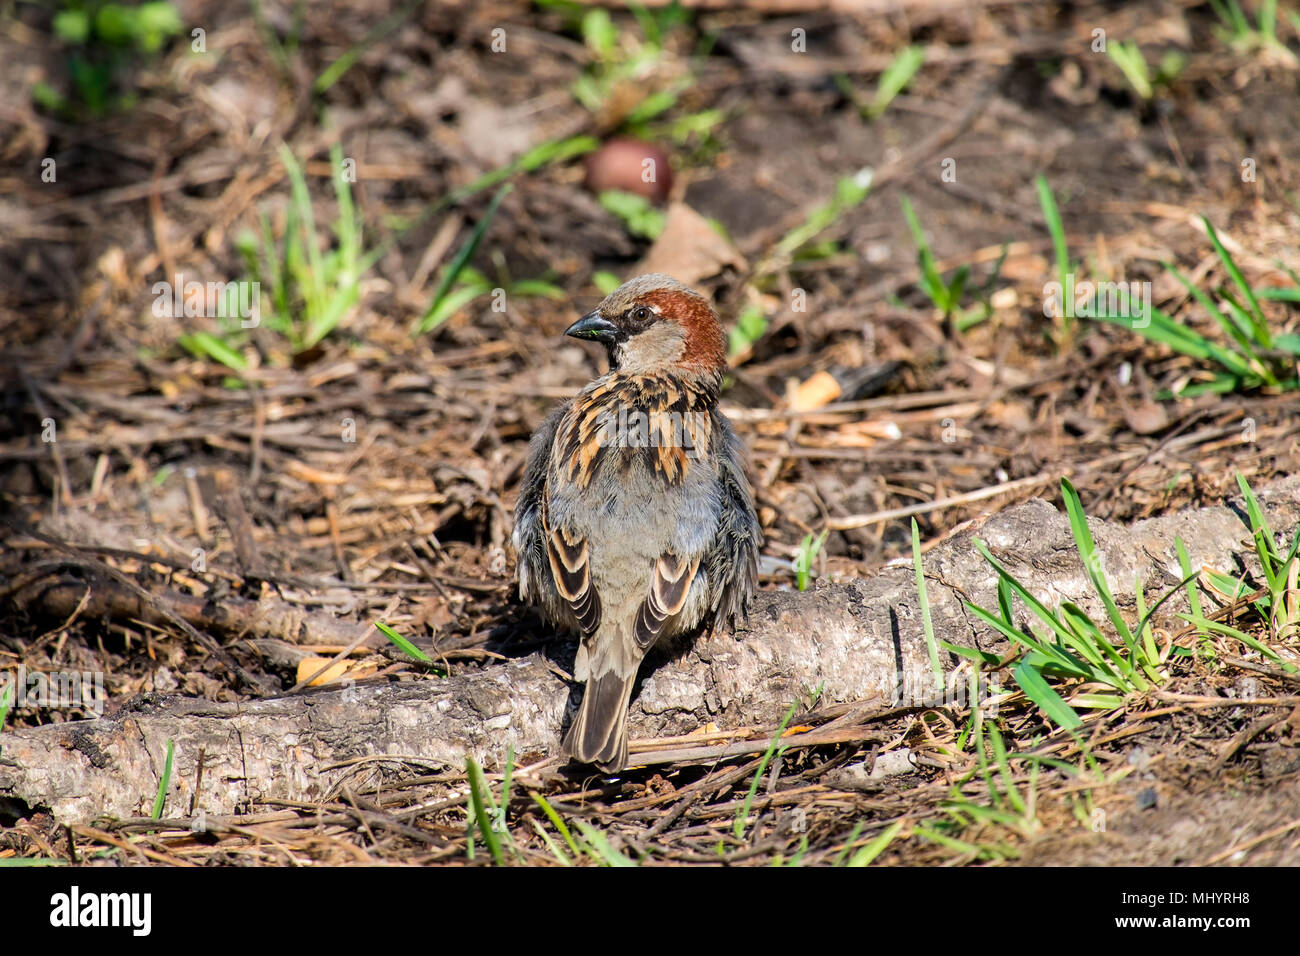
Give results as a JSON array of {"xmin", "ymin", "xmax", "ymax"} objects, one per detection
[{"xmin": 564, "ymin": 310, "xmax": 620, "ymax": 344}]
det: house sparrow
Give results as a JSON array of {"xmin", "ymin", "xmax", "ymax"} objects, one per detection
[{"xmin": 513, "ymin": 274, "xmax": 761, "ymax": 772}]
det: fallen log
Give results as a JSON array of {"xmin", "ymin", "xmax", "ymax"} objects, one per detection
[{"xmin": 2, "ymin": 478, "xmax": 1297, "ymax": 824}]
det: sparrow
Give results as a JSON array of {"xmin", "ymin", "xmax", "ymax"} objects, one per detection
[{"xmin": 513, "ymin": 274, "xmax": 761, "ymax": 773}]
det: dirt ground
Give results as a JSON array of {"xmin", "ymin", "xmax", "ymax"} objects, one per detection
[{"xmin": 1, "ymin": 0, "xmax": 1299, "ymax": 866}]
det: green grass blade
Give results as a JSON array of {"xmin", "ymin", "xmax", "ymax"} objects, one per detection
[
  {"xmin": 964, "ymin": 600, "xmax": 1088, "ymax": 678},
  {"xmin": 330, "ymin": 143, "xmax": 359, "ymax": 263},
  {"xmin": 987, "ymin": 723, "xmax": 1026, "ymax": 815},
  {"xmin": 531, "ymin": 793, "xmax": 582, "ymax": 859},
  {"xmin": 151, "ymin": 739, "xmax": 174, "ymax": 820},
  {"xmin": 467, "ymin": 757, "xmax": 504, "ymax": 865},
  {"xmin": 1057, "ymin": 603, "xmax": 1135, "ymax": 689},
  {"xmin": 997, "ymin": 576, "xmax": 1015, "ymax": 626},
  {"xmin": 507, "ymin": 279, "xmax": 567, "ymax": 299},
  {"xmin": 1061, "ymin": 478, "xmax": 1135, "ymax": 650},
  {"xmin": 1071, "ymin": 693, "xmax": 1126, "ymax": 709},
  {"xmin": 375, "ymin": 621, "xmax": 433, "ymax": 663},
  {"xmin": 178, "ymin": 332, "xmax": 247, "ymax": 372},
  {"xmin": 1204, "ymin": 568, "xmax": 1253, "ymax": 603},
  {"xmin": 972, "ymin": 539, "xmax": 1100, "ymax": 673},
  {"xmin": 1178, "ymin": 614, "xmax": 1298, "ymax": 673},
  {"xmin": 1218, "ymin": 293, "xmax": 1279, "ymax": 385},
  {"xmin": 1258, "ymin": 287, "xmax": 1300, "ymax": 302},
  {"xmin": 1134, "ymin": 579, "xmax": 1160, "ymax": 667},
  {"xmin": 500, "ymin": 746, "xmax": 515, "ymax": 822},
  {"xmin": 1236, "ymin": 474, "xmax": 1280, "ymax": 592},
  {"xmin": 901, "ymin": 195, "xmax": 955, "ymax": 313},
  {"xmin": 963, "ymin": 600, "xmax": 1044, "ymax": 654},
  {"xmin": 1091, "ymin": 305, "xmax": 1256, "ymax": 380},
  {"xmin": 417, "ymin": 184, "xmax": 512, "ymax": 335},
  {"xmin": 773, "ymin": 835, "xmax": 810, "ymax": 867},
  {"xmin": 913, "ymin": 824, "xmax": 999, "ymax": 859},
  {"xmin": 571, "ymin": 819, "xmax": 637, "ymax": 866},
  {"xmin": 846, "ymin": 821, "xmax": 904, "ymax": 866},
  {"xmin": 529, "ymin": 819, "xmax": 573, "ymax": 866},
  {"xmin": 1051, "ymin": 605, "xmax": 1111, "ymax": 670},
  {"xmin": 302, "ymin": 273, "xmax": 360, "ymax": 350},
  {"xmin": 0, "ymin": 858, "xmax": 67, "ymax": 867},
  {"xmin": 1111, "ymin": 42, "xmax": 1153, "ymax": 99},
  {"xmin": 1203, "ymin": 217, "xmax": 1270, "ymax": 346},
  {"xmin": 419, "ymin": 283, "xmax": 490, "ymax": 335},
  {"xmin": 912, "ymin": 518, "xmax": 945, "ymax": 693},
  {"xmin": 734, "ymin": 699, "xmax": 800, "ymax": 838},
  {"xmin": 443, "ymin": 135, "xmax": 599, "ymax": 210},
  {"xmin": 1163, "ymin": 261, "xmax": 1261, "ymax": 359},
  {"xmin": 1217, "ymin": 288, "xmax": 1266, "ymax": 342},
  {"xmin": 1174, "ymin": 537, "xmax": 1204, "ymax": 619},
  {"xmin": 832, "ymin": 821, "xmax": 865, "ymax": 866},
  {"xmin": 314, "ymin": 0, "xmax": 421, "ymax": 94},
  {"xmin": 1011, "ymin": 661, "xmax": 1083, "ymax": 730},
  {"xmin": 1260, "ymin": 0, "xmax": 1278, "ymax": 38},
  {"xmin": 867, "ymin": 46, "xmax": 924, "ymax": 119},
  {"xmin": 278, "ymin": 144, "xmax": 326, "ymax": 305},
  {"xmin": 1036, "ymin": 175, "xmax": 1070, "ymax": 292},
  {"xmin": 773, "ymin": 169, "xmax": 873, "ymax": 261},
  {"xmin": 939, "ymin": 641, "xmax": 1001, "ymax": 666}
]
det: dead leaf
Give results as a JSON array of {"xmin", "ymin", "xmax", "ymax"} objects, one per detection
[
  {"xmin": 987, "ymin": 400, "xmax": 1033, "ymax": 432},
  {"xmin": 413, "ymin": 596, "xmax": 456, "ymax": 632},
  {"xmin": 1124, "ymin": 400, "xmax": 1169, "ymax": 435},
  {"xmin": 637, "ymin": 202, "xmax": 746, "ymax": 287},
  {"xmin": 1000, "ymin": 253, "xmax": 1051, "ymax": 284},
  {"xmin": 296, "ymin": 657, "xmax": 379, "ymax": 687},
  {"xmin": 790, "ymin": 370, "xmax": 842, "ymax": 411}
]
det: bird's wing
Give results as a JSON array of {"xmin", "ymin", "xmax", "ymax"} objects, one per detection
[
  {"xmin": 513, "ymin": 405, "xmax": 593, "ymax": 632},
  {"xmin": 545, "ymin": 523, "xmax": 601, "ymax": 636},
  {"xmin": 514, "ymin": 405, "xmax": 603, "ymax": 636},
  {"xmin": 634, "ymin": 552, "xmax": 702, "ymax": 649},
  {"xmin": 706, "ymin": 412, "xmax": 762, "ymax": 628}
]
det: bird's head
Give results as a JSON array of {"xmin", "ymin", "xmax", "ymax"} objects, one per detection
[{"xmin": 565, "ymin": 274, "xmax": 727, "ymax": 376}]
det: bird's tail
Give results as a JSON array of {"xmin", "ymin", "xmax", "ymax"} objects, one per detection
[{"xmin": 563, "ymin": 668, "xmax": 637, "ymax": 773}]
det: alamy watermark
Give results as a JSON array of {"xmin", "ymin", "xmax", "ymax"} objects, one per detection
[
  {"xmin": 593, "ymin": 407, "xmax": 710, "ymax": 457},
  {"xmin": 1, "ymin": 664, "xmax": 105, "ymax": 717},
  {"xmin": 152, "ymin": 272, "xmax": 260, "ymax": 327},
  {"xmin": 1043, "ymin": 274, "xmax": 1150, "ymax": 328},
  {"xmin": 894, "ymin": 665, "xmax": 1002, "ymax": 714}
]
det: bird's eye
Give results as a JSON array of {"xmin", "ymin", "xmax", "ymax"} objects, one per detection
[{"xmin": 632, "ymin": 306, "xmax": 651, "ymax": 322}]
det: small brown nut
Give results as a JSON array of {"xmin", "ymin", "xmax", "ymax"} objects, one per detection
[{"xmin": 583, "ymin": 138, "xmax": 672, "ymax": 202}]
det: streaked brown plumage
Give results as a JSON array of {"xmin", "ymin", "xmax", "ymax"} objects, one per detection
[{"xmin": 513, "ymin": 274, "xmax": 761, "ymax": 772}]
